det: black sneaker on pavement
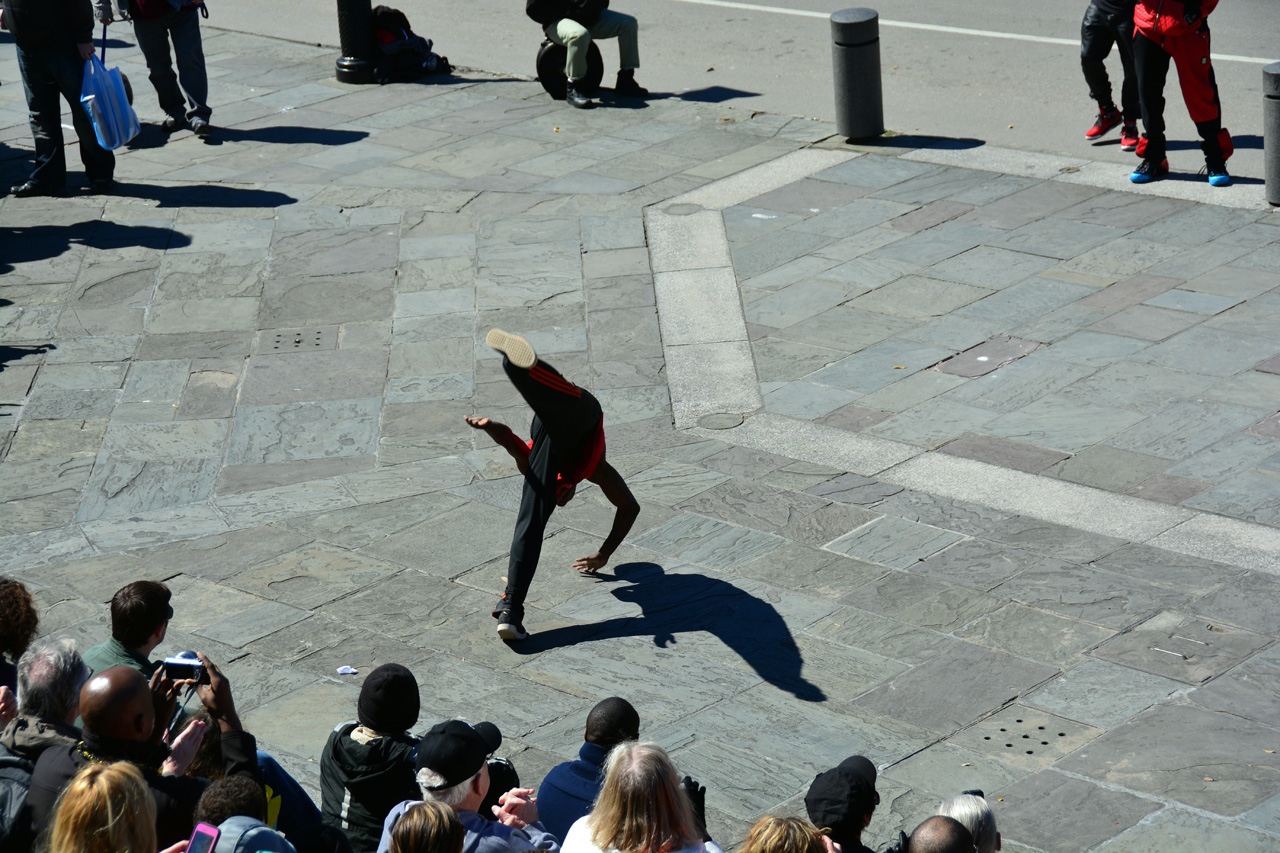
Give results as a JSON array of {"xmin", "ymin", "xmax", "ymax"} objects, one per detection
[
  {"xmin": 161, "ymin": 115, "xmax": 186, "ymax": 132},
  {"xmin": 191, "ymin": 117, "xmax": 212, "ymax": 137},
  {"xmin": 485, "ymin": 329, "xmax": 537, "ymax": 368},
  {"xmin": 497, "ymin": 613, "xmax": 529, "ymax": 641}
]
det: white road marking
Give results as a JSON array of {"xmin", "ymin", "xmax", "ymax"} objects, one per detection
[{"xmin": 650, "ymin": 0, "xmax": 1280, "ymax": 64}]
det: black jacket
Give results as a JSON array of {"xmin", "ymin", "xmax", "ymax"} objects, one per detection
[
  {"xmin": 0, "ymin": 0, "xmax": 95, "ymax": 45},
  {"xmin": 29, "ymin": 728, "xmax": 259, "ymax": 849},
  {"xmin": 0, "ymin": 741, "xmax": 34, "ymax": 853},
  {"xmin": 320, "ymin": 723, "xmax": 419, "ymax": 853},
  {"xmin": 526, "ymin": 0, "xmax": 608, "ymax": 27}
]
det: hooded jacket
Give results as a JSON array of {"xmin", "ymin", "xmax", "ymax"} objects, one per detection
[
  {"xmin": 1134, "ymin": 0, "xmax": 1219, "ymax": 40},
  {"xmin": 320, "ymin": 722, "xmax": 419, "ymax": 853},
  {"xmin": 0, "ymin": 716, "xmax": 81, "ymax": 764}
]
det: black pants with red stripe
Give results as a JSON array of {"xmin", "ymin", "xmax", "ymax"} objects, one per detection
[{"xmin": 502, "ymin": 357, "xmax": 602, "ymax": 613}]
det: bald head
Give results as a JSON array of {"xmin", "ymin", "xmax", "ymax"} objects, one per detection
[
  {"xmin": 908, "ymin": 816, "xmax": 974, "ymax": 853},
  {"xmin": 80, "ymin": 666, "xmax": 155, "ymax": 741},
  {"xmin": 585, "ymin": 697, "xmax": 639, "ymax": 748}
]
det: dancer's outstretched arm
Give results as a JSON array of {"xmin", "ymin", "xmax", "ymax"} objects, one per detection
[
  {"xmin": 465, "ymin": 416, "xmax": 530, "ymax": 474},
  {"xmin": 574, "ymin": 460, "xmax": 640, "ymax": 573}
]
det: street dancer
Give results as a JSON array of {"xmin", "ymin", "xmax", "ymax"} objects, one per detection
[
  {"xmin": 1079, "ymin": 0, "xmax": 1139, "ymax": 150},
  {"xmin": 1130, "ymin": 0, "xmax": 1232, "ymax": 186},
  {"xmin": 467, "ymin": 330, "xmax": 640, "ymax": 641}
]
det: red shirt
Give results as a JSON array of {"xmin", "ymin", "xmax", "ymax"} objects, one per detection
[{"xmin": 528, "ymin": 417, "xmax": 606, "ymax": 502}]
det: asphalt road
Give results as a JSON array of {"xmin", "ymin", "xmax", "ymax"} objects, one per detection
[{"xmin": 209, "ymin": 0, "xmax": 1276, "ymax": 178}]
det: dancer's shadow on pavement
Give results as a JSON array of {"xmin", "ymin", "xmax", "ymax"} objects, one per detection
[{"xmin": 516, "ymin": 562, "xmax": 827, "ymax": 702}]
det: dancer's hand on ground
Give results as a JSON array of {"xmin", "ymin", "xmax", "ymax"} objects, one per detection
[
  {"xmin": 493, "ymin": 787, "xmax": 539, "ymax": 828},
  {"xmin": 464, "ymin": 415, "xmax": 491, "ymax": 429},
  {"xmin": 573, "ymin": 552, "xmax": 607, "ymax": 573}
]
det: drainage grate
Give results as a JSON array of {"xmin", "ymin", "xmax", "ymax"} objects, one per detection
[
  {"xmin": 254, "ymin": 327, "xmax": 338, "ymax": 353},
  {"xmin": 945, "ymin": 705, "xmax": 1102, "ymax": 770}
]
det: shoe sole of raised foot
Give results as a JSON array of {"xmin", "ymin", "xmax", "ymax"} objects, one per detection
[
  {"xmin": 486, "ymin": 329, "xmax": 536, "ymax": 368},
  {"xmin": 497, "ymin": 623, "xmax": 528, "ymax": 640}
]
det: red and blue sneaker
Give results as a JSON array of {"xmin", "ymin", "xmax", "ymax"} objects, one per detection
[{"xmin": 1130, "ymin": 159, "xmax": 1169, "ymax": 184}]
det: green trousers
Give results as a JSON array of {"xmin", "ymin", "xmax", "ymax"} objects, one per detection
[{"xmin": 544, "ymin": 10, "xmax": 640, "ymax": 82}]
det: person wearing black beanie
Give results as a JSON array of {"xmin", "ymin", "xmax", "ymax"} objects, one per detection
[
  {"xmin": 321, "ymin": 664, "xmax": 423, "ymax": 853},
  {"xmin": 358, "ymin": 664, "xmax": 421, "ymax": 735}
]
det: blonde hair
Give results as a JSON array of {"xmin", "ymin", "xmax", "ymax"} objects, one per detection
[
  {"xmin": 588, "ymin": 742, "xmax": 699, "ymax": 853},
  {"xmin": 48, "ymin": 762, "xmax": 157, "ymax": 853},
  {"xmin": 391, "ymin": 801, "xmax": 465, "ymax": 853},
  {"xmin": 741, "ymin": 817, "xmax": 827, "ymax": 853}
]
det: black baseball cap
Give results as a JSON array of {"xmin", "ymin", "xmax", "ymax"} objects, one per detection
[
  {"xmin": 805, "ymin": 755, "xmax": 879, "ymax": 844},
  {"xmin": 415, "ymin": 720, "xmax": 502, "ymax": 789}
]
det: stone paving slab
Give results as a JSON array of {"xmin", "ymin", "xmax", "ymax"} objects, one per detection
[{"xmin": 2, "ymin": 27, "xmax": 1279, "ymax": 853}]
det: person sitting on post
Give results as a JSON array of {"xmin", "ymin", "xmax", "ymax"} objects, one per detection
[{"xmin": 526, "ymin": 0, "xmax": 646, "ymax": 108}]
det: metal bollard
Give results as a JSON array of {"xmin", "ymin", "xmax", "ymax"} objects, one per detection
[
  {"xmin": 1266, "ymin": 62, "xmax": 1280, "ymax": 206},
  {"xmin": 336, "ymin": 0, "xmax": 375, "ymax": 84},
  {"xmin": 831, "ymin": 8, "xmax": 884, "ymax": 140}
]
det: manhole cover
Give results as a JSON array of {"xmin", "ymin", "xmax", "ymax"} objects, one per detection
[{"xmin": 697, "ymin": 413, "xmax": 745, "ymax": 430}]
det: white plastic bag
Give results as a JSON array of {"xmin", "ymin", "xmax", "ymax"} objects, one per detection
[{"xmin": 80, "ymin": 54, "xmax": 140, "ymax": 150}]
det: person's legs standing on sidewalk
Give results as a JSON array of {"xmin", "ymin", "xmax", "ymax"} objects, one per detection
[
  {"xmin": 133, "ymin": 12, "xmax": 188, "ymax": 129},
  {"xmin": 1105, "ymin": 8, "xmax": 1140, "ymax": 149},
  {"xmin": 168, "ymin": 5, "xmax": 211, "ymax": 131},
  {"xmin": 1131, "ymin": 30, "xmax": 1170, "ymax": 182},
  {"xmin": 1080, "ymin": 2, "xmax": 1122, "ymax": 139},
  {"xmin": 1168, "ymin": 21, "xmax": 1231, "ymax": 185},
  {"xmin": 15, "ymin": 40, "xmax": 70, "ymax": 193},
  {"xmin": 13, "ymin": 36, "xmax": 114, "ymax": 195}
]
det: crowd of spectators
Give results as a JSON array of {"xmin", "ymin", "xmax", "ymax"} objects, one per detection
[{"xmin": 1, "ymin": 576, "xmax": 999, "ymax": 853}]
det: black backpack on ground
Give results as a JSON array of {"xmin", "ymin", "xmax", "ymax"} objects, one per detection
[{"xmin": 371, "ymin": 5, "xmax": 451, "ymax": 84}]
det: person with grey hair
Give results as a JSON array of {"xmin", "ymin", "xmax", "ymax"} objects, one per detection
[
  {"xmin": 377, "ymin": 720, "xmax": 558, "ymax": 853},
  {"xmin": 0, "ymin": 638, "xmax": 89, "ymax": 849},
  {"xmin": 936, "ymin": 794, "xmax": 999, "ymax": 853},
  {"xmin": 1, "ymin": 638, "xmax": 88, "ymax": 762}
]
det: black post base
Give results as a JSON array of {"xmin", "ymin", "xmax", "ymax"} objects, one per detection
[{"xmin": 335, "ymin": 56, "xmax": 374, "ymax": 84}]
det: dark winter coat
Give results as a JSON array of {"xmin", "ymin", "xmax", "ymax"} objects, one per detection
[
  {"xmin": 28, "ymin": 728, "xmax": 259, "ymax": 849},
  {"xmin": 320, "ymin": 723, "xmax": 420, "ymax": 853}
]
